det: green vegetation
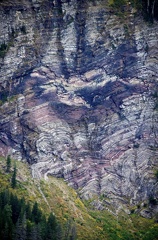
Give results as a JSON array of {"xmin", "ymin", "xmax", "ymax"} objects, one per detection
[
  {"xmin": 108, "ymin": 0, "xmax": 137, "ymax": 11},
  {"xmin": 0, "ymin": 156, "xmax": 158, "ymax": 240},
  {"xmin": 108, "ymin": 0, "xmax": 158, "ymax": 22},
  {"xmin": 0, "ymin": 93, "xmax": 19, "ymax": 106},
  {"xmin": 0, "ymin": 37, "xmax": 14, "ymax": 59},
  {"xmin": 109, "ymin": 0, "xmax": 126, "ymax": 10},
  {"xmin": 0, "ymin": 91, "xmax": 8, "ymax": 105},
  {"xmin": 0, "ymin": 23, "xmax": 26, "ymax": 59},
  {"xmin": 155, "ymin": 170, "xmax": 158, "ymax": 181},
  {"xmin": 20, "ymin": 25, "xmax": 26, "ymax": 34},
  {"xmin": 149, "ymin": 195, "xmax": 157, "ymax": 206},
  {"xmin": 6, "ymin": 155, "xmax": 11, "ymax": 173},
  {"xmin": 0, "ymin": 42, "xmax": 7, "ymax": 58},
  {"xmin": 0, "ymin": 189, "xmax": 58, "ymax": 240}
]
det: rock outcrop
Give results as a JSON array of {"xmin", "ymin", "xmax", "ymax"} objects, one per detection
[{"xmin": 0, "ymin": 0, "xmax": 158, "ymax": 211}]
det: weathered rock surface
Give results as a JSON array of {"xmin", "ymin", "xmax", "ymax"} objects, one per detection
[{"xmin": 0, "ymin": 0, "xmax": 158, "ymax": 211}]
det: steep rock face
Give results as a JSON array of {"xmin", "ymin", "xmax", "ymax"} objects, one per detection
[{"xmin": 0, "ymin": 0, "xmax": 158, "ymax": 210}]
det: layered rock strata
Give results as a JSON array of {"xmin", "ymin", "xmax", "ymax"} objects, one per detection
[{"xmin": 0, "ymin": 0, "xmax": 158, "ymax": 210}]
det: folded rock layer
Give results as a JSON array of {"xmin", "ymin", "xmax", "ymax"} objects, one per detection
[{"xmin": 0, "ymin": 0, "xmax": 158, "ymax": 210}]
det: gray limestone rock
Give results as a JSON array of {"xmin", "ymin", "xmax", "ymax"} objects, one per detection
[{"xmin": 0, "ymin": 0, "xmax": 158, "ymax": 212}]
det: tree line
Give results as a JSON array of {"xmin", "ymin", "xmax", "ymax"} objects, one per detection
[
  {"xmin": 0, "ymin": 156, "xmax": 77, "ymax": 240},
  {"xmin": 0, "ymin": 189, "xmax": 58, "ymax": 240}
]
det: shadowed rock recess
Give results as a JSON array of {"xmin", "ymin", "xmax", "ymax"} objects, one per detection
[{"xmin": 0, "ymin": 0, "xmax": 158, "ymax": 211}]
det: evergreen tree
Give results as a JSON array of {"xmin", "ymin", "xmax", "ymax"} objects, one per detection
[
  {"xmin": 3, "ymin": 189, "xmax": 10, "ymax": 207},
  {"xmin": 0, "ymin": 206, "xmax": 2, "ymax": 239},
  {"xmin": 14, "ymin": 213, "xmax": 27, "ymax": 240},
  {"xmin": 0, "ymin": 189, "xmax": 59, "ymax": 240},
  {"xmin": 3, "ymin": 204, "xmax": 13, "ymax": 240},
  {"xmin": 25, "ymin": 203, "xmax": 32, "ymax": 220},
  {"xmin": 69, "ymin": 224, "xmax": 76, "ymax": 240},
  {"xmin": 38, "ymin": 215, "xmax": 47, "ymax": 240},
  {"xmin": 56, "ymin": 223, "xmax": 63, "ymax": 240},
  {"xmin": 46, "ymin": 213, "xmax": 57, "ymax": 240},
  {"xmin": 29, "ymin": 224, "xmax": 43, "ymax": 240},
  {"xmin": 6, "ymin": 155, "xmax": 11, "ymax": 173},
  {"xmin": 31, "ymin": 202, "xmax": 42, "ymax": 224},
  {"xmin": 64, "ymin": 218, "xmax": 76, "ymax": 240},
  {"xmin": 10, "ymin": 194, "xmax": 21, "ymax": 224},
  {"xmin": 30, "ymin": 225, "xmax": 38, "ymax": 240},
  {"xmin": 11, "ymin": 164, "xmax": 17, "ymax": 189}
]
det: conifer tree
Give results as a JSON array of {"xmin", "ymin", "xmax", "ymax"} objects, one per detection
[
  {"xmin": 64, "ymin": 218, "xmax": 76, "ymax": 240},
  {"xmin": 6, "ymin": 155, "xmax": 11, "ymax": 173},
  {"xmin": 29, "ymin": 225, "xmax": 43, "ymax": 240},
  {"xmin": 56, "ymin": 223, "xmax": 63, "ymax": 240},
  {"xmin": 3, "ymin": 204, "xmax": 13, "ymax": 240},
  {"xmin": 39, "ymin": 215, "xmax": 47, "ymax": 240},
  {"xmin": 31, "ymin": 202, "xmax": 42, "ymax": 224},
  {"xmin": 25, "ymin": 203, "xmax": 32, "ymax": 220},
  {"xmin": 14, "ymin": 213, "xmax": 27, "ymax": 240},
  {"xmin": 0, "ymin": 189, "xmax": 59, "ymax": 240},
  {"xmin": 46, "ymin": 213, "xmax": 57, "ymax": 240},
  {"xmin": 10, "ymin": 193, "xmax": 21, "ymax": 224}
]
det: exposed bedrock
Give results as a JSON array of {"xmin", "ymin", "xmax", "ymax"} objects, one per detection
[{"xmin": 0, "ymin": 0, "xmax": 158, "ymax": 210}]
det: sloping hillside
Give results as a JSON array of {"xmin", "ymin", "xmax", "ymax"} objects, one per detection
[{"xmin": 0, "ymin": 156, "xmax": 158, "ymax": 240}]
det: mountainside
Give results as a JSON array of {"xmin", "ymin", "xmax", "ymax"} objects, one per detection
[
  {"xmin": 1, "ymin": 156, "xmax": 158, "ymax": 240},
  {"xmin": 0, "ymin": 0, "xmax": 158, "ymax": 213}
]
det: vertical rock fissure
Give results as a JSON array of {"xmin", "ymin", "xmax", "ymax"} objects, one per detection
[
  {"xmin": 54, "ymin": 0, "xmax": 70, "ymax": 79},
  {"xmin": 74, "ymin": 0, "xmax": 87, "ymax": 73}
]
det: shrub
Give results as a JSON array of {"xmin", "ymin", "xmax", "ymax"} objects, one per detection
[
  {"xmin": 20, "ymin": 25, "xmax": 26, "ymax": 34},
  {"xmin": 155, "ymin": 170, "xmax": 158, "ymax": 181},
  {"xmin": 149, "ymin": 196, "xmax": 157, "ymax": 205},
  {"xmin": 130, "ymin": 209, "xmax": 135, "ymax": 214},
  {"xmin": 0, "ymin": 42, "xmax": 7, "ymax": 58}
]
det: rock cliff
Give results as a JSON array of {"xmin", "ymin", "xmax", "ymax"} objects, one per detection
[{"xmin": 0, "ymin": 0, "xmax": 158, "ymax": 212}]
